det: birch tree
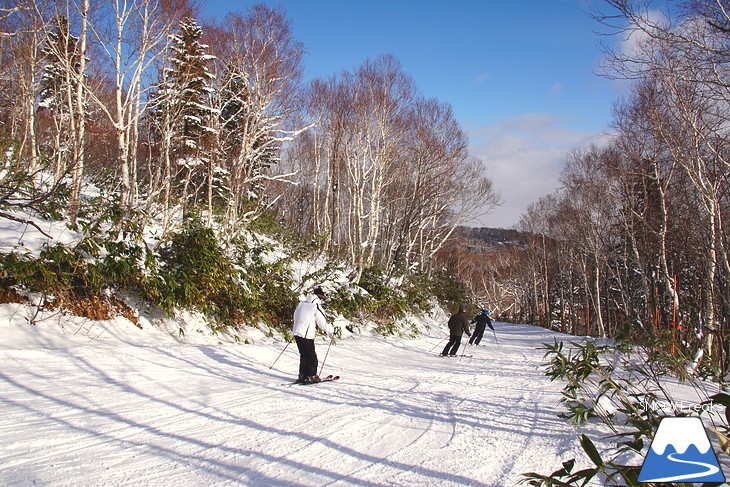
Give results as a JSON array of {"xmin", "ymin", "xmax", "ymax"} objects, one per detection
[
  {"xmin": 211, "ymin": 5, "xmax": 306, "ymax": 239},
  {"xmin": 87, "ymin": 0, "xmax": 193, "ymax": 210},
  {"xmin": 285, "ymin": 55, "xmax": 500, "ymax": 279},
  {"xmin": 70, "ymin": 0, "xmax": 89, "ymax": 224},
  {"xmin": 599, "ymin": 0, "xmax": 730, "ymax": 363},
  {"xmin": 0, "ymin": 0, "xmax": 55, "ymax": 171}
]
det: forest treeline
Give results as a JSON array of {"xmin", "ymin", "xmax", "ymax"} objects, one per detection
[
  {"xmin": 0, "ymin": 0, "xmax": 497, "ymax": 322},
  {"xmin": 452, "ymin": 1, "xmax": 730, "ymax": 377}
]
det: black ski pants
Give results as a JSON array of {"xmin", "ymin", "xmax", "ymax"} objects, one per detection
[
  {"xmin": 469, "ymin": 324, "xmax": 486, "ymax": 345},
  {"xmin": 295, "ymin": 335, "xmax": 318, "ymax": 377},
  {"xmin": 442, "ymin": 334, "xmax": 462, "ymax": 356}
]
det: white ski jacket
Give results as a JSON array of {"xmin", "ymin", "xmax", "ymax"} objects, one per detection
[{"xmin": 292, "ymin": 295, "xmax": 333, "ymax": 340}]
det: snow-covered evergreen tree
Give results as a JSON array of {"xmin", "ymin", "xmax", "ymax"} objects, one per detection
[
  {"xmin": 150, "ymin": 17, "xmax": 218, "ymax": 221},
  {"xmin": 38, "ymin": 17, "xmax": 79, "ymax": 112},
  {"xmin": 168, "ymin": 18, "xmax": 216, "ymax": 156}
]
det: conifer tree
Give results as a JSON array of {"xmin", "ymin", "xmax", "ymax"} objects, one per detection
[{"xmin": 151, "ymin": 17, "xmax": 217, "ymax": 223}]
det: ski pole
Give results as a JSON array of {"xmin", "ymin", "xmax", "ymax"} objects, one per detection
[
  {"xmin": 492, "ymin": 329, "xmax": 499, "ymax": 346},
  {"xmin": 460, "ymin": 338, "xmax": 469, "ymax": 358},
  {"xmin": 269, "ymin": 340, "xmax": 291, "ymax": 369},
  {"xmin": 429, "ymin": 337, "xmax": 447, "ymax": 353},
  {"xmin": 318, "ymin": 338, "xmax": 333, "ymax": 376}
]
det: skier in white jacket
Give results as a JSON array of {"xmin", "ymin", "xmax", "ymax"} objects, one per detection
[{"xmin": 292, "ymin": 287, "xmax": 335, "ymax": 384}]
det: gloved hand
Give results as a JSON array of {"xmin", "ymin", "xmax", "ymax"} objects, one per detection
[{"xmin": 329, "ymin": 326, "xmax": 342, "ymax": 340}]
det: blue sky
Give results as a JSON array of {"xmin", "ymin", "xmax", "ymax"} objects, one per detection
[{"xmin": 203, "ymin": 0, "xmax": 619, "ymax": 228}]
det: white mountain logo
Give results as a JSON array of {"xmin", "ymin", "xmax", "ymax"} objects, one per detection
[{"xmin": 638, "ymin": 416, "xmax": 725, "ymax": 483}]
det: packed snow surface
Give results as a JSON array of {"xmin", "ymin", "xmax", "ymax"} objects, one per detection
[
  {"xmin": 0, "ymin": 310, "xmax": 599, "ymax": 487},
  {"xmin": 0, "ymin": 307, "xmax": 717, "ymax": 486}
]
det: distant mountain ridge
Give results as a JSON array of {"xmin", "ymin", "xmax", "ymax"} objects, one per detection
[{"xmin": 458, "ymin": 227, "xmax": 529, "ymax": 253}]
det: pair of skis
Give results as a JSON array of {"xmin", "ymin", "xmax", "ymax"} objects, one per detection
[{"xmin": 283, "ymin": 374, "xmax": 340, "ymax": 386}]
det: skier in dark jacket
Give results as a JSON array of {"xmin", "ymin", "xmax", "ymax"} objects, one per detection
[
  {"xmin": 469, "ymin": 308, "xmax": 494, "ymax": 345},
  {"xmin": 441, "ymin": 306, "xmax": 471, "ymax": 356}
]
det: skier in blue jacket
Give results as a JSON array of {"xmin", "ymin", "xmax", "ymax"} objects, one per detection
[{"xmin": 469, "ymin": 308, "xmax": 494, "ymax": 345}]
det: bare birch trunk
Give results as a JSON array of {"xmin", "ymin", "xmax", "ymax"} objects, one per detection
[{"xmin": 69, "ymin": 0, "xmax": 89, "ymax": 224}]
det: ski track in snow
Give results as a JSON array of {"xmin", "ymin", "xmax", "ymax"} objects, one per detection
[{"xmin": 0, "ymin": 323, "xmax": 605, "ymax": 486}]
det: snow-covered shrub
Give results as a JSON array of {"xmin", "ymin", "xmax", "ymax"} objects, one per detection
[
  {"xmin": 0, "ymin": 242, "xmax": 142, "ymax": 322},
  {"xmin": 1, "ymin": 243, "xmax": 101, "ymax": 297},
  {"xmin": 228, "ymin": 233, "xmax": 298, "ymax": 331},
  {"xmin": 155, "ymin": 220, "xmax": 247, "ymax": 326},
  {"xmin": 430, "ymin": 269, "xmax": 469, "ymax": 312},
  {"xmin": 403, "ymin": 272, "xmax": 435, "ymax": 312},
  {"xmin": 153, "ymin": 220, "xmax": 299, "ymax": 330},
  {"xmin": 358, "ymin": 265, "xmax": 409, "ymax": 319},
  {"xmin": 0, "ymin": 132, "xmax": 69, "ymax": 222},
  {"xmin": 325, "ymin": 281, "xmax": 369, "ymax": 319}
]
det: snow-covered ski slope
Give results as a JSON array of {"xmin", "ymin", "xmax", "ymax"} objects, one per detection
[{"xmin": 0, "ymin": 313, "xmax": 620, "ymax": 487}]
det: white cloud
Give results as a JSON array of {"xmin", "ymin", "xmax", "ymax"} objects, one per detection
[
  {"xmin": 619, "ymin": 8, "xmax": 670, "ymax": 60},
  {"xmin": 474, "ymin": 72, "xmax": 491, "ymax": 84},
  {"xmin": 467, "ymin": 114, "xmax": 610, "ymax": 228},
  {"xmin": 548, "ymin": 82, "xmax": 564, "ymax": 97}
]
